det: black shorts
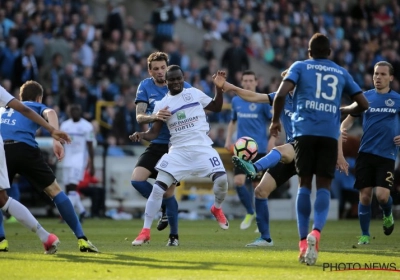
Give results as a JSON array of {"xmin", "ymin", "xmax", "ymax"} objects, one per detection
[
  {"xmin": 354, "ymin": 152, "xmax": 395, "ymax": 190},
  {"xmin": 234, "ymin": 153, "xmax": 267, "ymax": 181},
  {"xmin": 135, "ymin": 143, "xmax": 169, "ymax": 179},
  {"xmin": 267, "ymin": 161, "xmax": 297, "ymax": 188},
  {"xmin": 294, "ymin": 136, "xmax": 338, "ymax": 178},
  {"xmin": 4, "ymin": 142, "xmax": 56, "ymax": 191}
]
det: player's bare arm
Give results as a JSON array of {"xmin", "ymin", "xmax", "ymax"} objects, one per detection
[
  {"xmin": 270, "ymin": 80, "xmax": 294, "ymax": 137},
  {"xmin": 43, "ymin": 108, "xmax": 65, "ymax": 161},
  {"xmin": 336, "ymin": 133, "xmax": 349, "ymax": 175},
  {"xmin": 8, "ymin": 99, "xmax": 71, "ymax": 144},
  {"xmin": 213, "ymin": 71, "xmax": 270, "ymax": 103},
  {"xmin": 129, "ymin": 120, "xmax": 163, "ymax": 142},
  {"xmin": 340, "ymin": 115, "xmax": 356, "ymax": 133},
  {"xmin": 204, "ymin": 85, "xmax": 224, "ymax": 112},
  {"xmin": 340, "ymin": 93, "xmax": 369, "ymax": 115},
  {"xmin": 136, "ymin": 102, "xmax": 171, "ymax": 123}
]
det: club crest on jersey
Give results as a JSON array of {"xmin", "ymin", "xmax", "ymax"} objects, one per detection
[
  {"xmin": 177, "ymin": 110, "xmax": 186, "ymax": 120},
  {"xmin": 182, "ymin": 92, "xmax": 193, "ymax": 103},
  {"xmin": 385, "ymin": 99, "xmax": 395, "ymax": 107},
  {"xmin": 160, "ymin": 161, "xmax": 168, "ymax": 168},
  {"xmin": 249, "ymin": 103, "xmax": 257, "ymax": 111}
]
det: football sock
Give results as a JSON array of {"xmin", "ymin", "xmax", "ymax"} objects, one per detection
[
  {"xmin": 132, "ymin": 180, "xmax": 167, "ymax": 218},
  {"xmin": 312, "ymin": 188, "xmax": 330, "ymax": 232},
  {"xmin": 131, "ymin": 180, "xmax": 153, "ymax": 198},
  {"xmin": 67, "ymin": 191, "xmax": 79, "ymax": 210},
  {"xmin": 254, "ymin": 149, "xmax": 282, "ymax": 172},
  {"xmin": 144, "ymin": 184, "xmax": 165, "ymax": 229},
  {"xmin": 255, "ymin": 197, "xmax": 271, "ymax": 240},
  {"xmin": 53, "ymin": 192, "xmax": 85, "ymax": 238},
  {"xmin": 358, "ymin": 203, "xmax": 371, "ymax": 236},
  {"xmin": 0, "ymin": 211, "xmax": 5, "ymax": 238},
  {"xmin": 68, "ymin": 191, "xmax": 86, "ymax": 214},
  {"xmin": 213, "ymin": 174, "xmax": 228, "ymax": 208},
  {"xmin": 296, "ymin": 187, "xmax": 311, "ymax": 239},
  {"xmin": 163, "ymin": 195, "xmax": 178, "ymax": 235},
  {"xmin": 1, "ymin": 197, "xmax": 49, "ymax": 242},
  {"xmin": 236, "ymin": 185, "xmax": 254, "ymax": 215},
  {"xmin": 380, "ymin": 196, "xmax": 393, "ymax": 217}
]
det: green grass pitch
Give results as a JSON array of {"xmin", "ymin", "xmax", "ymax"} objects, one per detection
[{"xmin": 0, "ymin": 219, "xmax": 400, "ymax": 279}]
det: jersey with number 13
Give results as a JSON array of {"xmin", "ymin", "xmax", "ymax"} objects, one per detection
[{"xmin": 285, "ymin": 59, "xmax": 361, "ymax": 140}]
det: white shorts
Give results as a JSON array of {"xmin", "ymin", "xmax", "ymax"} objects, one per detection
[
  {"xmin": 0, "ymin": 145, "xmax": 10, "ymax": 190},
  {"xmin": 63, "ymin": 167, "xmax": 84, "ymax": 185},
  {"xmin": 155, "ymin": 146, "xmax": 226, "ymax": 182}
]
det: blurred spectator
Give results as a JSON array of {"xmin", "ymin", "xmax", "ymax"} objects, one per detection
[
  {"xmin": 104, "ymin": 0, "xmax": 124, "ymax": 41},
  {"xmin": 0, "ymin": 36, "xmax": 20, "ymax": 80},
  {"xmin": 12, "ymin": 42, "xmax": 38, "ymax": 90},
  {"xmin": 151, "ymin": 0, "xmax": 176, "ymax": 50},
  {"xmin": 221, "ymin": 34, "xmax": 249, "ymax": 85}
]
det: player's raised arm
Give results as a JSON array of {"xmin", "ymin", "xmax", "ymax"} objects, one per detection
[
  {"xmin": 7, "ymin": 99, "xmax": 70, "ymax": 144},
  {"xmin": 129, "ymin": 120, "xmax": 163, "ymax": 142},
  {"xmin": 204, "ymin": 71, "xmax": 225, "ymax": 112},
  {"xmin": 213, "ymin": 71, "xmax": 270, "ymax": 103}
]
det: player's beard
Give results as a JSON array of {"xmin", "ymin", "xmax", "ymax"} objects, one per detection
[{"xmin": 154, "ymin": 76, "xmax": 166, "ymax": 85}]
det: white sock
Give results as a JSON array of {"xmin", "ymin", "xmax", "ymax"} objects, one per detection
[
  {"xmin": 67, "ymin": 191, "xmax": 79, "ymax": 213},
  {"xmin": 74, "ymin": 195, "xmax": 86, "ymax": 214},
  {"xmin": 213, "ymin": 175, "xmax": 228, "ymax": 209},
  {"xmin": 143, "ymin": 184, "xmax": 165, "ymax": 229},
  {"xmin": 2, "ymin": 197, "xmax": 50, "ymax": 242}
]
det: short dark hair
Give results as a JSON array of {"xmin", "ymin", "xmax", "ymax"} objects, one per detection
[
  {"xmin": 147, "ymin": 52, "xmax": 169, "ymax": 70},
  {"xmin": 308, "ymin": 33, "xmax": 331, "ymax": 58},
  {"xmin": 166, "ymin": 65, "xmax": 183, "ymax": 77},
  {"xmin": 241, "ymin": 70, "xmax": 257, "ymax": 80},
  {"xmin": 19, "ymin": 81, "xmax": 43, "ymax": 101},
  {"xmin": 374, "ymin": 61, "xmax": 394, "ymax": 76}
]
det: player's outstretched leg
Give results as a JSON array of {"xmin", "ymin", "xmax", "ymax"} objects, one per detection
[
  {"xmin": 0, "ymin": 195, "xmax": 60, "ymax": 254},
  {"xmin": 232, "ymin": 156, "xmax": 256, "ymax": 179},
  {"xmin": 52, "ymin": 191, "xmax": 99, "ymax": 253}
]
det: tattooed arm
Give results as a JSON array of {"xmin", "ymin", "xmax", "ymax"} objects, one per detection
[{"xmin": 136, "ymin": 102, "xmax": 172, "ymax": 124}]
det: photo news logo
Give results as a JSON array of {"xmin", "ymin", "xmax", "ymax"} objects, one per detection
[{"xmin": 322, "ymin": 262, "xmax": 400, "ymax": 272}]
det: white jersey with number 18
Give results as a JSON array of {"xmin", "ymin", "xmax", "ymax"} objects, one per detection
[{"xmin": 153, "ymin": 87, "xmax": 213, "ymax": 148}]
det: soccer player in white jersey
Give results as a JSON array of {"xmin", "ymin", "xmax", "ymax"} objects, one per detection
[
  {"xmin": 0, "ymin": 83, "xmax": 71, "ymax": 253},
  {"xmin": 60, "ymin": 104, "xmax": 95, "ymax": 221},
  {"xmin": 129, "ymin": 66, "xmax": 228, "ymax": 245}
]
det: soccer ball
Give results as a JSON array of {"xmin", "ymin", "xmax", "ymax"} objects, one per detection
[{"xmin": 233, "ymin": 136, "xmax": 258, "ymax": 161}]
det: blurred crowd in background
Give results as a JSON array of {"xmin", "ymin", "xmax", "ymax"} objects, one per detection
[{"xmin": 2, "ymin": 0, "xmax": 400, "ymax": 145}]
